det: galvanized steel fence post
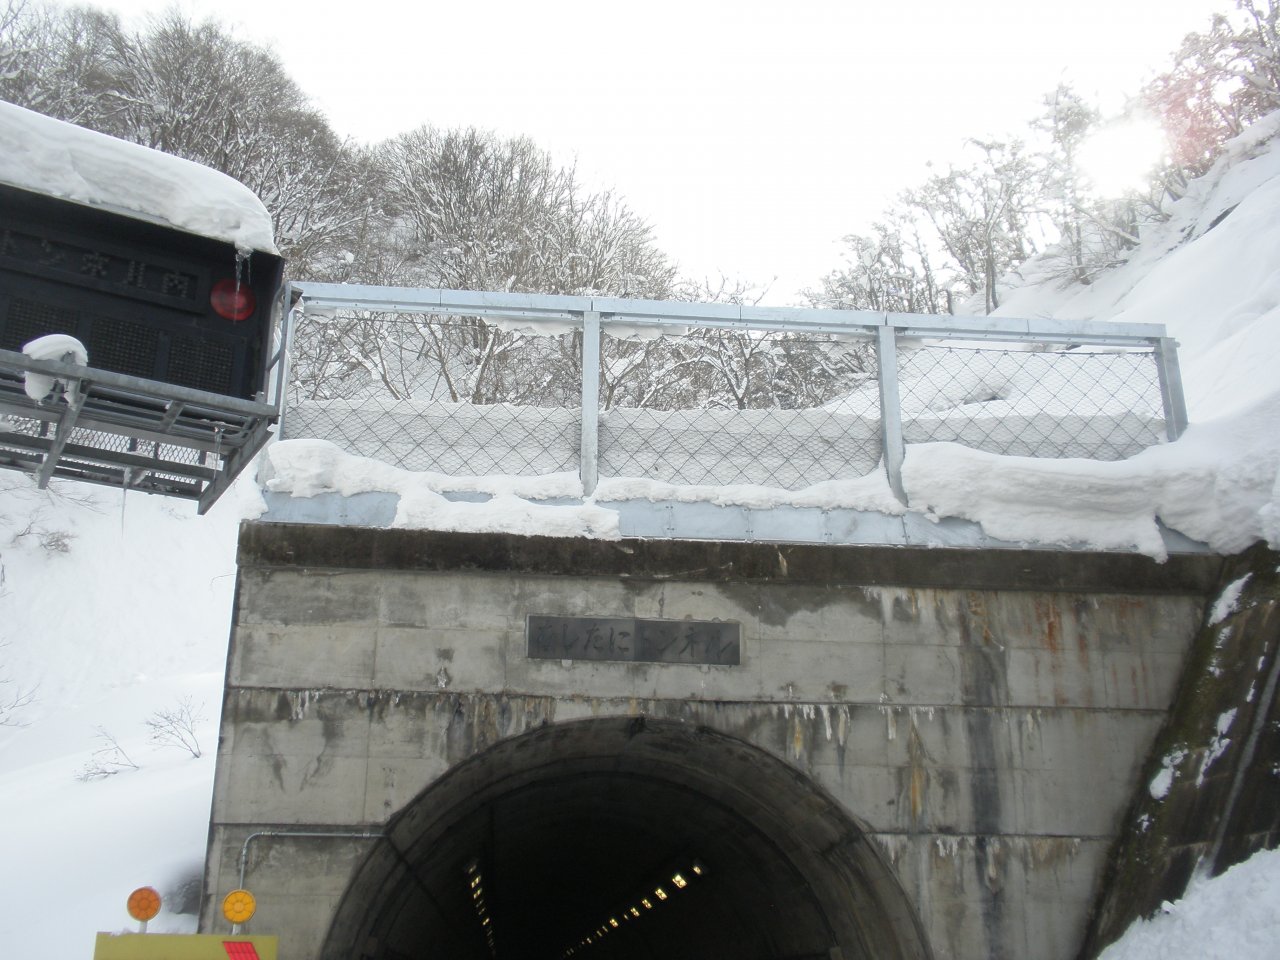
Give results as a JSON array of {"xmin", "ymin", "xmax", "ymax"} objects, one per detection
[
  {"xmin": 1154, "ymin": 336, "xmax": 1189, "ymax": 441},
  {"xmin": 580, "ymin": 311, "xmax": 601, "ymax": 496},
  {"xmin": 876, "ymin": 324, "xmax": 907, "ymax": 504}
]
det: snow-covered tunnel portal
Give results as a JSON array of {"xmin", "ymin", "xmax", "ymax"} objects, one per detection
[
  {"xmin": 202, "ymin": 522, "xmax": 1221, "ymax": 960},
  {"xmin": 321, "ymin": 717, "xmax": 928, "ymax": 960}
]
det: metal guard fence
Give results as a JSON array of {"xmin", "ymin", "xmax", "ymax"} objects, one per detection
[{"xmin": 280, "ymin": 284, "xmax": 1187, "ymax": 502}]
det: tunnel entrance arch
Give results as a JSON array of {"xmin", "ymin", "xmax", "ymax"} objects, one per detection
[{"xmin": 323, "ymin": 716, "xmax": 931, "ymax": 960}]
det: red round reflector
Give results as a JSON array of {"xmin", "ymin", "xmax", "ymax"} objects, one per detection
[{"xmin": 211, "ymin": 279, "xmax": 256, "ymax": 322}]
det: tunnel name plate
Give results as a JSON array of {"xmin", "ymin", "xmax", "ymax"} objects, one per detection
[{"xmin": 527, "ymin": 615, "xmax": 741, "ymax": 665}]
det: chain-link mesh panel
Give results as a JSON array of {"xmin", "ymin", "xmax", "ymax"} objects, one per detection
[
  {"xmin": 281, "ymin": 305, "xmax": 1174, "ymax": 487},
  {"xmin": 285, "ymin": 313, "xmax": 582, "ymax": 475},
  {"xmin": 597, "ymin": 330, "xmax": 880, "ymax": 488},
  {"xmin": 897, "ymin": 343, "xmax": 1166, "ymax": 459},
  {"xmin": 284, "ymin": 398, "xmax": 580, "ymax": 475},
  {"xmin": 598, "ymin": 406, "xmax": 882, "ymax": 487}
]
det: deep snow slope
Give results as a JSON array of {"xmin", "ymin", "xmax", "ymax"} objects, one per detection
[
  {"xmin": 902, "ymin": 111, "xmax": 1280, "ymax": 558},
  {"xmin": 995, "ymin": 111, "xmax": 1280, "ymax": 423},
  {"xmin": 0, "ymin": 477, "xmax": 250, "ymax": 953}
]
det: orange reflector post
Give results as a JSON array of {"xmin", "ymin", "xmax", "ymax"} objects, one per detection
[
  {"xmin": 127, "ymin": 887, "xmax": 162, "ymax": 922},
  {"xmin": 222, "ymin": 889, "xmax": 257, "ymax": 925}
]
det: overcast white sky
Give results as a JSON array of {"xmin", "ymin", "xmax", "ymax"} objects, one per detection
[{"xmin": 83, "ymin": 0, "xmax": 1226, "ymax": 303}]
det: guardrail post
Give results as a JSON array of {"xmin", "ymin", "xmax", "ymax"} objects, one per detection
[
  {"xmin": 580, "ymin": 311, "xmax": 601, "ymax": 496},
  {"xmin": 1153, "ymin": 336, "xmax": 1189, "ymax": 441},
  {"xmin": 877, "ymin": 324, "xmax": 908, "ymax": 504}
]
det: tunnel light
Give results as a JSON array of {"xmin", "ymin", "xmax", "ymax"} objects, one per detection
[
  {"xmin": 561, "ymin": 859, "xmax": 709, "ymax": 956},
  {"xmin": 464, "ymin": 860, "xmax": 497, "ymax": 959}
]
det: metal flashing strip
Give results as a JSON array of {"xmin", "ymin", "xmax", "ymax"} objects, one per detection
[{"xmin": 255, "ymin": 491, "xmax": 1214, "ymax": 557}]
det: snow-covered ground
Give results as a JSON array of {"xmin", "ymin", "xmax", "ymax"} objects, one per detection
[
  {"xmin": 1096, "ymin": 850, "xmax": 1280, "ymax": 960},
  {"xmin": 2, "ymin": 110, "xmax": 1279, "ymax": 956},
  {"xmin": 0, "ymin": 478, "xmax": 251, "ymax": 951}
]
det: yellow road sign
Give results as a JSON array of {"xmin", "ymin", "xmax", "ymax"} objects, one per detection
[{"xmin": 93, "ymin": 933, "xmax": 278, "ymax": 959}]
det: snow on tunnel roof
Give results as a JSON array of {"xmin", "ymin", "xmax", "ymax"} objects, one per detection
[{"xmin": 0, "ymin": 100, "xmax": 279, "ymax": 256}]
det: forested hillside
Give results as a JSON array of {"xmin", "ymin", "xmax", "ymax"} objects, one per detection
[
  {"xmin": 6, "ymin": 1, "xmax": 1280, "ymax": 421},
  {"xmin": 4, "ymin": 0, "xmax": 1280, "ymax": 311}
]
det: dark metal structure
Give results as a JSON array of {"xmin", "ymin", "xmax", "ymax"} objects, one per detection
[{"xmin": 0, "ymin": 183, "xmax": 285, "ymax": 511}]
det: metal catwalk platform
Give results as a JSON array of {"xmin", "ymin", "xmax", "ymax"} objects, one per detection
[{"xmin": 0, "ymin": 347, "xmax": 276, "ymax": 512}]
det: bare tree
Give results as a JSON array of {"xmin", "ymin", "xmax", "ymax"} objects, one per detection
[
  {"xmin": 0, "ymin": 644, "xmax": 36, "ymax": 727},
  {"xmin": 900, "ymin": 138, "xmax": 1042, "ymax": 311},
  {"xmin": 289, "ymin": 125, "xmax": 677, "ymax": 406},
  {"xmin": 1144, "ymin": 1, "xmax": 1280, "ymax": 182},
  {"xmin": 0, "ymin": 3, "xmax": 127, "ymax": 129},
  {"xmin": 374, "ymin": 125, "xmax": 675, "ymax": 297},
  {"xmin": 807, "ymin": 214, "xmax": 949, "ymax": 316},
  {"xmin": 146, "ymin": 696, "xmax": 205, "ymax": 758},
  {"xmin": 75, "ymin": 725, "xmax": 139, "ymax": 780}
]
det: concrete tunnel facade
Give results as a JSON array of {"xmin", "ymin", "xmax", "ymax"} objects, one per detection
[
  {"xmin": 324, "ymin": 717, "xmax": 928, "ymax": 959},
  {"xmin": 200, "ymin": 522, "xmax": 1220, "ymax": 959}
]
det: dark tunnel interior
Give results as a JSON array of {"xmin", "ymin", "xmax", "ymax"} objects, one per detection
[{"xmin": 322, "ymin": 718, "xmax": 930, "ymax": 960}]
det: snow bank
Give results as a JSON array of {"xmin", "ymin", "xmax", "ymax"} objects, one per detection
[
  {"xmin": 262, "ymin": 437, "xmax": 906, "ymax": 534},
  {"xmin": 262, "ymin": 439, "xmax": 619, "ymax": 539},
  {"xmin": 1097, "ymin": 849, "xmax": 1280, "ymax": 960},
  {"xmin": 0, "ymin": 101, "xmax": 277, "ymax": 255}
]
